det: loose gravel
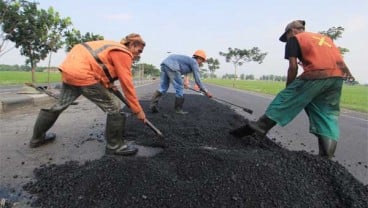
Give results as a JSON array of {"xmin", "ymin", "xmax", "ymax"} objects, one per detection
[{"xmin": 22, "ymin": 93, "xmax": 368, "ymax": 208}]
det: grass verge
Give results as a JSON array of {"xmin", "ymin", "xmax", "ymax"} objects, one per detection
[{"xmin": 205, "ymin": 79, "xmax": 368, "ymax": 113}]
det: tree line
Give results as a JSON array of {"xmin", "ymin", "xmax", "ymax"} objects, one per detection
[{"xmin": 0, "ymin": 64, "xmax": 55, "ymax": 72}]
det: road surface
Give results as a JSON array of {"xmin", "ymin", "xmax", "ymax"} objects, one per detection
[{"xmin": 0, "ymin": 82, "xmax": 366, "ymax": 206}]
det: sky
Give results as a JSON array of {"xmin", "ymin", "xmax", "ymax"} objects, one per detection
[{"xmin": 1, "ymin": 0, "xmax": 367, "ymax": 84}]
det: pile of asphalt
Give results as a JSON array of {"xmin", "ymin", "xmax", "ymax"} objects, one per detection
[{"xmin": 23, "ymin": 93, "xmax": 368, "ymax": 208}]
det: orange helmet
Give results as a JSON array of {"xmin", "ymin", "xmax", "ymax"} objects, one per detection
[{"xmin": 193, "ymin": 50, "xmax": 206, "ymax": 61}]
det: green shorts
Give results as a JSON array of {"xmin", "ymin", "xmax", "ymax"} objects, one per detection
[{"xmin": 265, "ymin": 78, "xmax": 343, "ymax": 141}]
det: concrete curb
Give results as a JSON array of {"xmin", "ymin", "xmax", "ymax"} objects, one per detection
[{"xmin": 0, "ymin": 93, "xmax": 53, "ymax": 113}]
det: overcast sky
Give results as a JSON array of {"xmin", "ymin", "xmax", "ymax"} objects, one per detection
[{"xmin": 1, "ymin": 0, "xmax": 367, "ymax": 84}]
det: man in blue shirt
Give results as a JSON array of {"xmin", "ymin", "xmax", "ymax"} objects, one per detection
[{"xmin": 149, "ymin": 50, "xmax": 213, "ymax": 114}]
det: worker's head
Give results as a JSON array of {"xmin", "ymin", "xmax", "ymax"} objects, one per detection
[
  {"xmin": 193, "ymin": 50, "xmax": 206, "ymax": 66},
  {"xmin": 121, "ymin": 33, "xmax": 146, "ymax": 59},
  {"xmin": 279, "ymin": 20, "xmax": 305, "ymax": 42}
]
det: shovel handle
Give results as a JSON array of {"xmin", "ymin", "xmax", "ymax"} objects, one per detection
[
  {"xmin": 214, "ymin": 96, "xmax": 253, "ymax": 114},
  {"xmin": 111, "ymin": 89, "xmax": 164, "ymax": 137},
  {"xmin": 145, "ymin": 120, "xmax": 164, "ymax": 137},
  {"xmin": 187, "ymin": 87, "xmax": 253, "ymax": 114}
]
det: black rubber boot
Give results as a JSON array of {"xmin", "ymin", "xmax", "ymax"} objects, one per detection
[
  {"xmin": 248, "ymin": 115, "xmax": 276, "ymax": 136},
  {"xmin": 149, "ymin": 90, "xmax": 162, "ymax": 113},
  {"xmin": 29, "ymin": 109, "xmax": 59, "ymax": 148},
  {"xmin": 175, "ymin": 96, "xmax": 188, "ymax": 114},
  {"xmin": 229, "ymin": 115, "xmax": 276, "ymax": 138},
  {"xmin": 105, "ymin": 112, "xmax": 138, "ymax": 156},
  {"xmin": 229, "ymin": 123, "xmax": 255, "ymax": 138},
  {"xmin": 317, "ymin": 135, "xmax": 337, "ymax": 159}
]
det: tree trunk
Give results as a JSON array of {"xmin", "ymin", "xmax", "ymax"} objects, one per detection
[
  {"xmin": 47, "ymin": 52, "xmax": 52, "ymax": 88},
  {"xmin": 31, "ymin": 67, "xmax": 35, "ymax": 83},
  {"xmin": 233, "ymin": 64, "xmax": 237, "ymax": 88}
]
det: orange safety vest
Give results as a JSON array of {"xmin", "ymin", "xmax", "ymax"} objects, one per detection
[
  {"xmin": 295, "ymin": 32, "xmax": 344, "ymax": 78},
  {"xmin": 60, "ymin": 40, "xmax": 133, "ymax": 88}
]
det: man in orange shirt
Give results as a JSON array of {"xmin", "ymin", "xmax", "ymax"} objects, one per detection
[
  {"xmin": 230, "ymin": 20, "xmax": 354, "ymax": 159},
  {"xmin": 29, "ymin": 33, "xmax": 147, "ymax": 156}
]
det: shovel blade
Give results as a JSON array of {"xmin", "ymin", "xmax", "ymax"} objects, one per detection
[{"xmin": 229, "ymin": 122, "xmax": 255, "ymax": 138}]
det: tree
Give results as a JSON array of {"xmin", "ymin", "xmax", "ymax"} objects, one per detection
[
  {"xmin": 199, "ymin": 68, "xmax": 209, "ymax": 78},
  {"xmin": 245, "ymin": 74, "xmax": 254, "ymax": 80},
  {"xmin": 4, "ymin": 1, "xmax": 41, "ymax": 82},
  {"xmin": 39, "ymin": 7, "xmax": 71, "ymax": 86},
  {"xmin": 3, "ymin": 1, "xmax": 71, "ymax": 82},
  {"xmin": 0, "ymin": 0, "xmax": 27, "ymax": 57},
  {"xmin": 64, "ymin": 28, "xmax": 104, "ymax": 52},
  {"xmin": 219, "ymin": 47, "xmax": 267, "ymax": 86},
  {"xmin": 206, "ymin": 57, "xmax": 220, "ymax": 78},
  {"xmin": 222, "ymin": 73, "xmax": 236, "ymax": 79},
  {"xmin": 319, "ymin": 26, "xmax": 349, "ymax": 55}
]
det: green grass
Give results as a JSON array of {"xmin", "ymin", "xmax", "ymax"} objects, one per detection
[
  {"xmin": 0, "ymin": 71, "xmax": 61, "ymax": 85},
  {"xmin": 1, "ymin": 72, "xmax": 366, "ymax": 113},
  {"xmin": 205, "ymin": 79, "xmax": 368, "ymax": 113},
  {"xmin": 339, "ymin": 85, "xmax": 368, "ymax": 112}
]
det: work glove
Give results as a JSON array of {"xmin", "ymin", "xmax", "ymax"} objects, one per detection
[
  {"xmin": 205, "ymin": 91, "xmax": 213, "ymax": 98},
  {"xmin": 135, "ymin": 111, "xmax": 147, "ymax": 123}
]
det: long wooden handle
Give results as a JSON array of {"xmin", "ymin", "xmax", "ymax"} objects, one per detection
[
  {"xmin": 187, "ymin": 87, "xmax": 253, "ymax": 114},
  {"xmin": 145, "ymin": 120, "xmax": 164, "ymax": 137},
  {"xmin": 111, "ymin": 89, "xmax": 164, "ymax": 137}
]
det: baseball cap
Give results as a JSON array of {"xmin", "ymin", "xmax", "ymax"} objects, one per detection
[{"xmin": 279, "ymin": 20, "xmax": 305, "ymax": 42}]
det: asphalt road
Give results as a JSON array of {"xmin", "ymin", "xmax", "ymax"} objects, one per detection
[{"xmin": 0, "ymin": 82, "xmax": 367, "ymax": 206}]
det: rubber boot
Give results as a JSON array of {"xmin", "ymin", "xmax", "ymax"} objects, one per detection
[
  {"xmin": 248, "ymin": 115, "xmax": 276, "ymax": 136},
  {"xmin": 229, "ymin": 114, "xmax": 276, "ymax": 138},
  {"xmin": 174, "ymin": 96, "xmax": 188, "ymax": 115},
  {"xmin": 149, "ymin": 90, "xmax": 162, "ymax": 113},
  {"xmin": 105, "ymin": 112, "xmax": 138, "ymax": 156},
  {"xmin": 29, "ymin": 109, "xmax": 59, "ymax": 148},
  {"xmin": 229, "ymin": 124, "xmax": 255, "ymax": 138},
  {"xmin": 317, "ymin": 135, "xmax": 337, "ymax": 159}
]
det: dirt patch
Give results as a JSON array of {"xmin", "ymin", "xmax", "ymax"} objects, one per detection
[{"xmin": 22, "ymin": 93, "xmax": 368, "ymax": 207}]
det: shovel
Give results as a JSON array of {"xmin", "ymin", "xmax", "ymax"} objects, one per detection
[
  {"xmin": 187, "ymin": 87, "xmax": 253, "ymax": 114},
  {"xmin": 111, "ymin": 89, "xmax": 164, "ymax": 138},
  {"xmin": 228, "ymin": 119, "xmax": 256, "ymax": 138}
]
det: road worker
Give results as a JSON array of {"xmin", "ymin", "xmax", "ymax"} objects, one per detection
[
  {"xmin": 149, "ymin": 50, "xmax": 213, "ymax": 114},
  {"xmin": 230, "ymin": 20, "xmax": 354, "ymax": 159},
  {"xmin": 29, "ymin": 33, "xmax": 147, "ymax": 156}
]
